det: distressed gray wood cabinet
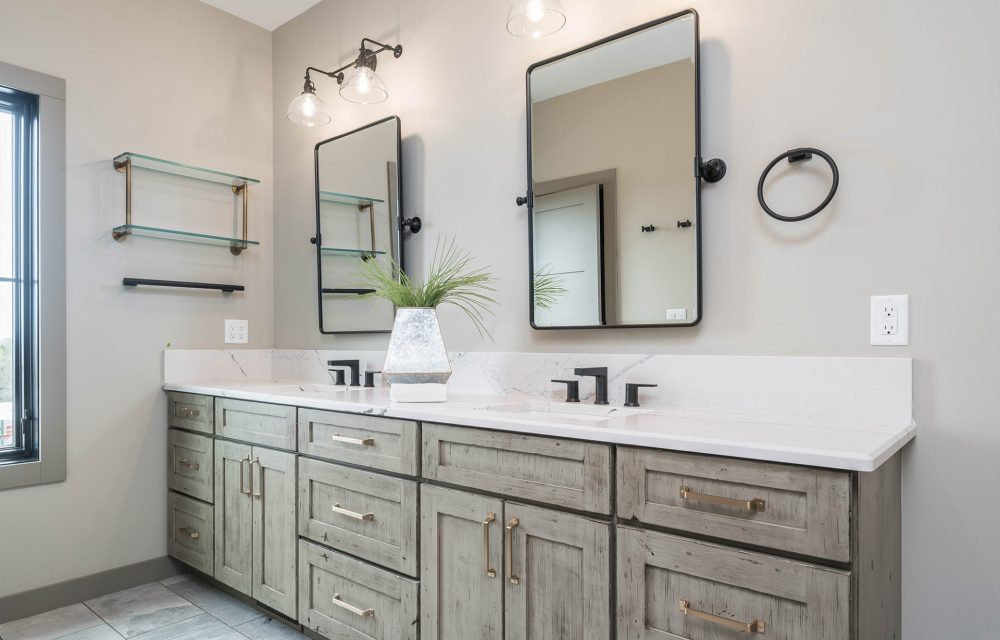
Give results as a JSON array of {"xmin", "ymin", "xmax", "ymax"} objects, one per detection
[{"xmin": 166, "ymin": 391, "xmax": 902, "ymax": 640}]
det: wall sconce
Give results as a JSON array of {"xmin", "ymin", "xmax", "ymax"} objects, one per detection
[
  {"xmin": 287, "ymin": 37, "xmax": 403, "ymax": 127},
  {"xmin": 507, "ymin": 0, "xmax": 567, "ymax": 38}
]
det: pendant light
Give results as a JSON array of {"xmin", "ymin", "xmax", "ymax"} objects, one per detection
[
  {"xmin": 507, "ymin": 0, "xmax": 567, "ymax": 38},
  {"xmin": 288, "ymin": 38, "xmax": 403, "ymax": 127}
]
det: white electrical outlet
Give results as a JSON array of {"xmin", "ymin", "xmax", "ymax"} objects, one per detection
[
  {"xmin": 225, "ymin": 319, "xmax": 248, "ymax": 344},
  {"xmin": 666, "ymin": 308, "xmax": 688, "ymax": 321},
  {"xmin": 870, "ymin": 295, "xmax": 909, "ymax": 346}
]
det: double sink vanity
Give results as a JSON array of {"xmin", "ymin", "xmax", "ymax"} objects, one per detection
[{"xmin": 162, "ymin": 350, "xmax": 914, "ymax": 640}]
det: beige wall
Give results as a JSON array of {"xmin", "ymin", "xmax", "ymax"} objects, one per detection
[
  {"xmin": 0, "ymin": 0, "xmax": 273, "ymax": 597},
  {"xmin": 272, "ymin": 1, "xmax": 1000, "ymax": 636},
  {"xmin": 532, "ymin": 61, "xmax": 697, "ymax": 323}
]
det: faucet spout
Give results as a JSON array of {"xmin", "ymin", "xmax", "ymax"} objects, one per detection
[{"xmin": 573, "ymin": 367, "xmax": 609, "ymax": 405}]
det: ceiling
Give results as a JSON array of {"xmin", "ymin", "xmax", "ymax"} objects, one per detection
[{"xmin": 199, "ymin": 0, "xmax": 322, "ymax": 31}]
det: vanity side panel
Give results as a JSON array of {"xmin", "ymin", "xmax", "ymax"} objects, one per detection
[{"xmin": 855, "ymin": 453, "xmax": 902, "ymax": 639}]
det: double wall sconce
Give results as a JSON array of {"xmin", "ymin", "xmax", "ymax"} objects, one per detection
[
  {"xmin": 287, "ymin": 37, "xmax": 403, "ymax": 127},
  {"xmin": 507, "ymin": 0, "xmax": 567, "ymax": 38}
]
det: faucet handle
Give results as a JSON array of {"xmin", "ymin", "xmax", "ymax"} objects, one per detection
[
  {"xmin": 364, "ymin": 371, "xmax": 382, "ymax": 388},
  {"xmin": 551, "ymin": 380, "xmax": 580, "ymax": 403},
  {"xmin": 624, "ymin": 383, "xmax": 657, "ymax": 408},
  {"xmin": 330, "ymin": 368, "xmax": 347, "ymax": 386}
]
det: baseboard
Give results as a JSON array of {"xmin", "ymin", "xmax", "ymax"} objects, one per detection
[{"xmin": 0, "ymin": 556, "xmax": 183, "ymax": 623}]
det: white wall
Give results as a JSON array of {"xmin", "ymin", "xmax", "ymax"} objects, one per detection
[
  {"xmin": 0, "ymin": 0, "xmax": 273, "ymax": 597},
  {"xmin": 272, "ymin": 0, "xmax": 1000, "ymax": 635}
]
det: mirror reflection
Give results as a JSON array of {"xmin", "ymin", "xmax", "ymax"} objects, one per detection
[
  {"xmin": 315, "ymin": 116, "xmax": 401, "ymax": 333},
  {"xmin": 528, "ymin": 12, "xmax": 700, "ymax": 328}
]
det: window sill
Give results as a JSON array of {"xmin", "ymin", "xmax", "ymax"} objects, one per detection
[{"xmin": 0, "ymin": 457, "xmax": 63, "ymax": 491}]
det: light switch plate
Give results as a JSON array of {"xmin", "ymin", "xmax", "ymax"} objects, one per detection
[
  {"xmin": 870, "ymin": 295, "xmax": 909, "ymax": 346},
  {"xmin": 225, "ymin": 319, "xmax": 248, "ymax": 344}
]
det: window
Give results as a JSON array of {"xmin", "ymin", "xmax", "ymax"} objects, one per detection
[{"xmin": 0, "ymin": 85, "xmax": 38, "ymax": 465}]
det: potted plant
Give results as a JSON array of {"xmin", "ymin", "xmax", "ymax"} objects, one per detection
[{"xmin": 356, "ymin": 237, "xmax": 497, "ymax": 388}]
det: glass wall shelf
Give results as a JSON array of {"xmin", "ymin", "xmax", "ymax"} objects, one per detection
[
  {"xmin": 319, "ymin": 246, "xmax": 385, "ymax": 258},
  {"xmin": 112, "ymin": 224, "xmax": 259, "ymax": 249},
  {"xmin": 113, "ymin": 152, "xmax": 260, "ymax": 188},
  {"xmin": 319, "ymin": 191, "xmax": 385, "ymax": 207}
]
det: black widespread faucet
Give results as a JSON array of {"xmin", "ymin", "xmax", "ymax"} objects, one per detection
[
  {"xmin": 574, "ymin": 367, "xmax": 609, "ymax": 405},
  {"xmin": 327, "ymin": 359, "xmax": 361, "ymax": 387}
]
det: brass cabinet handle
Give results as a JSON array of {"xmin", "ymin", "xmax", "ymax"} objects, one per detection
[
  {"xmin": 251, "ymin": 458, "xmax": 262, "ymax": 499},
  {"xmin": 175, "ymin": 407, "xmax": 200, "ymax": 418},
  {"xmin": 331, "ymin": 433, "xmax": 375, "ymax": 446},
  {"xmin": 679, "ymin": 486, "xmax": 766, "ymax": 512},
  {"xmin": 332, "ymin": 503, "xmax": 375, "ymax": 521},
  {"xmin": 332, "ymin": 593, "xmax": 375, "ymax": 618},
  {"xmin": 239, "ymin": 456, "xmax": 252, "ymax": 496},
  {"xmin": 506, "ymin": 516, "xmax": 520, "ymax": 585},
  {"xmin": 177, "ymin": 459, "xmax": 200, "ymax": 470},
  {"xmin": 482, "ymin": 512, "xmax": 496, "ymax": 578},
  {"xmin": 178, "ymin": 526, "xmax": 200, "ymax": 540},
  {"xmin": 679, "ymin": 600, "xmax": 765, "ymax": 634}
]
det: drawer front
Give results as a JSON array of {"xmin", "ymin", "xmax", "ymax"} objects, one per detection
[
  {"xmin": 299, "ymin": 409, "xmax": 419, "ymax": 476},
  {"xmin": 617, "ymin": 448, "xmax": 852, "ymax": 562},
  {"xmin": 168, "ymin": 430, "xmax": 214, "ymax": 503},
  {"xmin": 422, "ymin": 423, "xmax": 611, "ymax": 514},
  {"xmin": 617, "ymin": 526, "xmax": 849, "ymax": 640},
  {"xmin": 299, "ymin": 458, "xmax": 418, "ymax": 577},
  {"xmin": 215, "ymin": 398, "xmax": 296, "ymax": 450},
  {"xmin": 167, "ymin": 392, "xmax": 213, "ymax": 434},
  {"xmin": 168, "ymin": 492, "xmax": 214, "ymax": 575},
  {"xmin": 298, "ymin": 540, "xmax": 419, "ymax": 640}
]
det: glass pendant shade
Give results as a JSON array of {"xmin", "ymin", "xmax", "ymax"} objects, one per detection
[
  {"xmin": 507, "ymin": 0, "xmax": 566, "ymax": 38},
  {"xmin": 287, "ymin": 90, "xmax": 331, "ymax": 127},
  {"xmin": 339, "ymin": 66, "xmax": 389, "ymax": 104}
]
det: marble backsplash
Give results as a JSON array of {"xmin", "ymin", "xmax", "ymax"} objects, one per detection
[{"xmin": 163, "ymin": 349, "xmax": 912, "ymax": 426}]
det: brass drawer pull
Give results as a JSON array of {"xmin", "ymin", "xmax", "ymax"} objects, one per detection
[
  {"xmin": 483, "ymin": 512, "xmax": 496, "ymax": 577},
  {"xmin": 680, "ymin": 600, "xmax": 765, "ymax": 634},
  {"xmin": 177, "ymin": 459, "xmax": 200, "ymax": 470},
  {"xmin": 240, "ymin": 456, "xmax": 252, "ymax": 496},
  {"xmin": 332, "ymin": 593, "xmax": 375, "ymax": 618},
  {"xmin": 680, "ymin": 486, "xmax": 766, "ymax": 512},
  {"xmin": 178, "ymin": 526, "xmax": 200, "ymax": 540},
  {"xmin": 506, "ymin": 516, "xmax": 520, "ymax": 585},
  {"xmin": 332, "ymin": 503, "xmax": 375, "ymax": 521},
  {"xmin": 175, "ymin": 407, "xmax": 201, "ymax": 418},
  {"xmin": 331, "ymin": 433, "xmax": 375, "ymax": 446}
]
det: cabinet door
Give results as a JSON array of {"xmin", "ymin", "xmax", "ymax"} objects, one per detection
[
  {"xmin": 421, "ymin": 485, "xmax": 503, "ymax": 640},
  {"xmin": 504, "ymin": 502, "xmax": 611, "ymax": 640},
  {"xmin": 252, "ymin": 447, "xmax": 298, "ymax": 618},
  {"xmin": 214, "ymin": 440, "xmax": 253, "ymax": 595}
]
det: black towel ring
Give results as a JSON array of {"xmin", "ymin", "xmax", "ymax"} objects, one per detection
[{"xmin": 757, "ymin": 147, "xmax": 839, "ymax": 222}]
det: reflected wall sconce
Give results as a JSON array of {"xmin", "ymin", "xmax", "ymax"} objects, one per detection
[
  {"xmin": 287, "ymin": 37, "xmax": 403, "ymax": 127},
  {"xmin": 507, "ymin": 0, "xmax": 567, "ymax": 38}
]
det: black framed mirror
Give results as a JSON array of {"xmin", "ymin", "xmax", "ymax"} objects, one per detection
[
  {"xmin": 313, "ymin": 116, "xmax": 403, "ymax": 334},
  {"xmin": 525, "ymin": 10, "xmax": 708, "ymax": 329}
]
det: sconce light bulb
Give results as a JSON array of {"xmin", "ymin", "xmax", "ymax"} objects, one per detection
[
  {"xmin": 356, "ymin": 67, "xmax": 372, "ymax": 95},
  {"xmin": 525, "ymin": 0, "xmax": 546, "ymax": 23},
  {"xmin": 507, "ymin": 0, "xmax": 566, "ymax": 38}
]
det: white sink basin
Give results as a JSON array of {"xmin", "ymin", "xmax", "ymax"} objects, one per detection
[{"xmin": 476, "ymin": 401, "xmax": 647, "ymax": 422}]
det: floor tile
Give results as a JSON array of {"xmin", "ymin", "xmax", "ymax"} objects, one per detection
[
  {"xmin": 83, "ymin": 583, "xmax": 202, "ymax": 638},
  {"xmin": 155, "ymin": 576, "xmax": 189, "ymax": 588},
  {"xmin": 58, "ymin": 624, "xmax": 124, "ymax": 640},
  {"xmin": 161, "ymin": 578, "xmax": 261, "ymax": 627},
  {"xmin": 0, "ymin": 603, "xmax": 103, "ymax": 640},
  {"xmin": 234, "ymin": 617, "xmax": 309, "ymax": 640},
  {"xmin": 128, "ymin": 614, "xmax": 244, "ymax": 640}
]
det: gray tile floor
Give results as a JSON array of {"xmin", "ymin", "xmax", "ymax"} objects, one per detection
[{"xmin": 0, "ymin": 576, "xmax": 308, "ymax": 640}]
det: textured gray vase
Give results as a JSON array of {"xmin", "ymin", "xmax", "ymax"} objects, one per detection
[{"xmin": 382, "ymin": 307, "xmax": 452, "ymax": 385}]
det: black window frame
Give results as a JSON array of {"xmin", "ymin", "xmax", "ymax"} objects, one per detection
[{"xmin": 0, "ymin": 84, "xmax": 39, "ymax": 466}]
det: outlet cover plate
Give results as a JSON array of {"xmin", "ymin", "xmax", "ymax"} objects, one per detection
[
  {"xmin": 225, "ymin": 319, "xmax": 248, "ymax": 344},
  {"xmin": 870, "ymin": 295, "xmax": 909, "ymax": 346}
]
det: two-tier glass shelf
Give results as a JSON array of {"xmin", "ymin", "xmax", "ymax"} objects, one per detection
[
  {"xmin": 316, "ymin": 190, "xmax": 386, "ymax": 259},
  {"xmin": 111, "ymin": 152, "xmax": 261, "ymax": 255}
]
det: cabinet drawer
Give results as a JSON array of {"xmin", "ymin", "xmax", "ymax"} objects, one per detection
[
  {"xmin": 617, "ymin": 448, "xmax": 851, "ymax": 562},
  {"xmin": 298, "ymin": 540, "xmax": 418, "ymax": 640},
  {"xmin": 167, "ymin": 392, "xmax": 213, "ymax": 434},
  {"xmin": 299, "ymin": 409, "xmax": 419, "ymax": 476},
  {"xmin": 617, "ymin": 527, "xmax": 849, "ymax": 640},
  {"xmin": 215, "ymin": 398, "xmax": 296, "ymax": 450},
  {"xmin": 299, "ymin": 458, "xmax": 418, "ymax": 577},
  {"xmin": 168, "ymin": 492, "xmax": 214, "ymax": 575},
  {"xmin": 168, "ymin": 430, "xmax": 214, "ymax": 503},
  {"xmin": 422, "ymin": 423, "xmax": 611, "ymax": 514}
]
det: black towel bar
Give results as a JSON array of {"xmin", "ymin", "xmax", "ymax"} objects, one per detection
[{"xmin": 122, "ymin": 278, "xmax": 244, "ymax": 293}]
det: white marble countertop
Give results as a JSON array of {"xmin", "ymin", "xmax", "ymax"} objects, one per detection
[{"xmin": 164, "ymin": 381, "xmax": 915, "ymax": 472}]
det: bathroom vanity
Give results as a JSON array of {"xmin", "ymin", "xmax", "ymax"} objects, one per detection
[{"xmin": 163, "ymin": 363, "xmax": 912, "ymax": 640}]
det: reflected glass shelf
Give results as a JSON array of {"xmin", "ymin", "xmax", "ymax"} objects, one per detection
[
  {"xmin": 113, "ymin": 152, "xmax": 260, "ymax": 188},
  {"xmin": 319, "ymin": 246, "xmax": 385, "ymax": 257},
  {"xmin": 319, "ymin": 191, "xmax": 385, "ymax": 207},
  {"xmin": 112, "ymin": 224, "xmax": 260, "ymax": 248}
]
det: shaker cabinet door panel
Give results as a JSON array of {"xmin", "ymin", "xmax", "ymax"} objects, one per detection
[
  {"xmin": 421, "ymin": 484, "xmax": 504, "ymax": 640},
  {"xmin": 214, "ymin": 440, "xmax": 253, "ymax": 595},
  {"xmin": 252, "ymin": 447, "xmax": 297, "ymax": 618}
]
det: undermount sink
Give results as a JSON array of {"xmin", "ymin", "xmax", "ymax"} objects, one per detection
[{"xmin": 476, "ymin": 401, "xmax": 647, "ymax": 422}]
